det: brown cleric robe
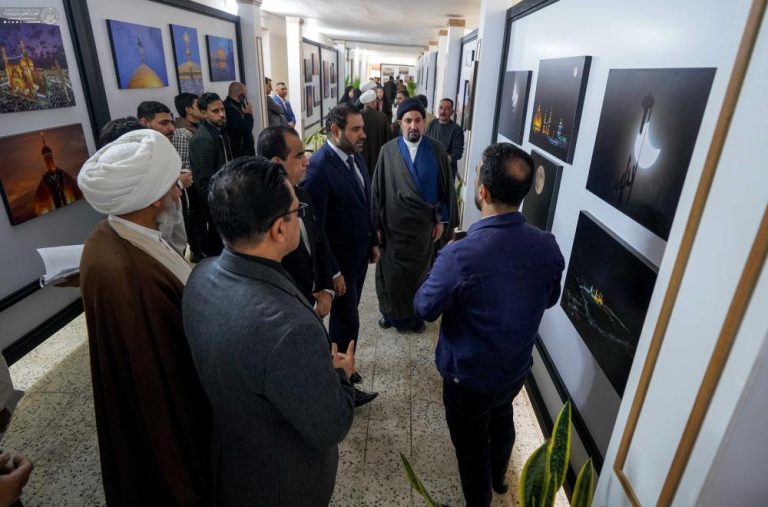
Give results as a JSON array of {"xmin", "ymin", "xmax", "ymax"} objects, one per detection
[{"xmin": 79, "ymin": 220, "xmax": 211, "ymax": 506}]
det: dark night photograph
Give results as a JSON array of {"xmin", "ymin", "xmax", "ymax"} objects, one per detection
[
  {"xmin": 585, "ymin": 67, "xmax": 716, "ymax": 240},
  {"xmin": 521, "ymin": 150, "xmax": 562, "ymax": 231},
  {"xmin": 528, "ymin": 56, "xmax": 591, "ymax": 163},
  {"xmin": 560, "ymin": 212, "xmax": 658, "ymax": 396},
  {"xmin": 497, "ymin": 70, "xmax": 531, "ymax": 145}
]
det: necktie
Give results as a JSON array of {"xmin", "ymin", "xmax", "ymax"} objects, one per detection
[{"xmin": 347, "ymin": 155, "xmax": 365, "ymax": 193}]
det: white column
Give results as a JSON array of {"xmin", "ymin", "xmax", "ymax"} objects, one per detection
[
  {"xmin": 236, "ymin": 0, "xmax": 265, "ymax": 136},
  {"xmin": 285, "ymin": 16, "xmax": 303, "ymax": 135},
  {"xmin": 434, "ymin": 30, "xmax": 448, "ymax": 113},
  {"xmin": 335, "ymin": 41, "xmax": 347, "ymax": 94},
  {"xmin": 461, "ymin": 0, "xmax": 511, "ymax": 228},
  {"xmin": 441, "ymin": 20, "xmax": 465, "ymax": 106}
]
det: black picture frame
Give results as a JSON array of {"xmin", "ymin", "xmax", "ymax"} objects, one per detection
[
  {"xmin": 585, "ymin": 67, "xmax": 716, "ymax": 240},
  {"xmin": 521, "ymin": 150, "xmax": 563, "ymax": 231},
  {"xmin": 528, "ymin": 55, "xmax": 592, "ymax": 164},
  {"xmin": 497, "ymin": 70, "xmax": 532, "ymax": 145},
  {"xmin": 560, "ymin": 211, "xmax": 658, "ymax": 397}
]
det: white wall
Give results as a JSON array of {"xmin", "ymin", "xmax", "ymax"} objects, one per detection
[{"xmin": 262, "ymin": 12, "xmax": 288, "ymax": 86}]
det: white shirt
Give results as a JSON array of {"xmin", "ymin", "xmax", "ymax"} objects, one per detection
[
  {"xmin": 108, "ymin": 215, "xmax": 164, "ymax": 242},
  {"xmin": 327, "ymin": 140, "xmax": 365, "ymax": 189},
  {"xmin": 402, "ymin": 136, "xmax": 422, "ymax": 163}
]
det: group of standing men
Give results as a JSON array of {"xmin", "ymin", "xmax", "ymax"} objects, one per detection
[{"xmin": 74, "ymin": 68, "xmax": 564, "ymax": 507}]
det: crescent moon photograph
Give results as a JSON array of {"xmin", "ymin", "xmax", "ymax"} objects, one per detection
[
  {"xmin": 521, "ymin": 150, "xmax": 563, "ymax": 231},
  {"xmin": 585, "ymin": 67, "xmax": 716, "ymax": 240}
]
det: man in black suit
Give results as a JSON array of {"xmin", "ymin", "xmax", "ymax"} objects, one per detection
[
  {"xmin": 256, "ymin": 126, "xmax": 333, "ymax": 318},
  {"xmin": 223, "ymin": 81, "xmax": 256, "ymax": 157},
  {"xmin": 189, "ymin": 92, "xmax": 232, "ymax": 259},
  {"xmin": 304, "ymin": 104, "xmax": 379, "ymax": 406}
]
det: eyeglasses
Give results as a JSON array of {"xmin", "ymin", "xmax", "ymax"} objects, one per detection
[{"xmin": 264, "ymin": 202, "xmax": 308, "ymax": 231}]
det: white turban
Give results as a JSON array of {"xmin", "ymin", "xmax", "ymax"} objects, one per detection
[
  {"xmin": 360, "ymin": 80, "xmax": 377, "ymax": 92},
  {"xmin": 359, "ymin": 89, "xmax": 377, "ymax": 104},
  {"xmin": 78, "ymin": 129, "xmax": 181, "ymax": 215}
]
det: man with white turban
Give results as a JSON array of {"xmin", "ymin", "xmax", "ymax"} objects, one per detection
[
  {"xmin": 359, "ymin": 89, "xmax": 390, "ymax": 177},
  {"xmin": 78, "ymin": 129, "xmax": 212, "ymax": 506}
]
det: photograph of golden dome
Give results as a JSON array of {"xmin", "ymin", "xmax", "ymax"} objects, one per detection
[
  {"xmin": 170, "ymin": 24, "xmax": 204, "ymax": 95},
  {"xmin": 206, "ymin": 35, "xmax": 235, "ymax": 82},
  {"xmin": 106, "ymin": 19, "xmax": 169, "ymax": 90},
  {"xmin": 0, "ymin": 18, "xmax": 76, "ymax": 113}
]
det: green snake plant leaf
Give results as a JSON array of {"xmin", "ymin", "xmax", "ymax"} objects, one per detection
[
  {"xmin": 519, "ymin": 442, "xmax": 549, "ymax": 507},
  {"xmin": 571, "ymin": 458, "xmax": 596, "ymax": 507},
  {"xmin": 541, "ymin": 401, "xmax": 572, "ymax": 507},
  {"xmin": 400, "ymin": 453, "xmax": 439, "ymax": 507}
]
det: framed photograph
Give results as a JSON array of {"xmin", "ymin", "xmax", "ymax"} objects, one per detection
[
  {"xmin": 585, "ymin": 68, "xmax": 716, "ymax": 240},
  {"xmin": 106, "ymin": 19, "xmax": 169, "ymax": 89},
  {"xmin": 0, "ymin": 17, "xmax": 76, "ymax": 113},
  {"xmin": 497, "ymin": 70, "xmax": 532, "ymax": 145},
  {"xmin": 521, "ymin": 150, "xmax": 563, "ymax": 231},
  {"xmin": 305, "ymin": 85, "xmax": 313, "ymax": 117},
  {"xmin": 313, "ymin": 83, "xmax": 321, "ymax": 106},
  {"xmin": 322, "ymin": 60, "xmax": 330, "ymax": 99},
  {"xmin": 560, "ymin": 211, "xmax": 658, "ymax": 396},
  {"xmin": 330, "ymin": 62, "xmax": 336, "ymax": 84},
  {"xmin": 206, "ymin": 35, "xmax": 236, "ymax": 82},
  {"xmin": 169, "ymin": 24, "xmax": 204, "ymax": 95},
  {"xmin": 303, "ymin": 58, "xmax": 312, "ymax": 83},
  {"xmin": 311, "ymin": 53, "xmax": 316, "ymax": 75},
  {"xmin": 0, "ymin": 124, "xmax": 87, "ymax": 226},
  {"xmin": 528, "ymin": 56, "xmax": 592, "ymax": 164}
]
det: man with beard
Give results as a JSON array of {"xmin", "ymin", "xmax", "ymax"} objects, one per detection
[
  {"xmin": 359, "ymin": 89, "xmax": 390, "ymax": 177},
  {"xmin": 78, "ymin": 129, "xmax": 211, "ymax": 506},
  {"xmin": 372, "ymin": 98, "xmax": 455, "ymax": 333},
  {"xmin": 414, "ymin": 143, "xmax": 564, "ymax": 506},
  {"xmin": 189, "ymin": 92, "xmax": 232, "ymax": 259},
  {"xmin": 303, "ymin": 104, "xmax": 379, "ymax": 407},
  {"xmin": 426, "ymin": 98, "xmax": 464, "ymax": 178}
]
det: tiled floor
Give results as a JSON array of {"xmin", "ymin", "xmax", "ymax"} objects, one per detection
[{"xmin": 4, "ymin": 270, "xmax": 568, "ymax": 506}]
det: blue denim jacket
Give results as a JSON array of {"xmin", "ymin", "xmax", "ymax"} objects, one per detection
[{"xmin": 414, "ymin": 212, "xmax": 564, "ymax": 392}]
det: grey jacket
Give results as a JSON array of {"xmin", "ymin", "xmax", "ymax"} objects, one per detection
[{"xmin": 183, "ymin": 249, "xmax": 355, "ymax": 506}]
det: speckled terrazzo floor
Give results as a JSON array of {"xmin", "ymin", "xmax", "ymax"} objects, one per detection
[{"xmin": 4, "ymin": 269, "xmax": 567, "ymax": 506}]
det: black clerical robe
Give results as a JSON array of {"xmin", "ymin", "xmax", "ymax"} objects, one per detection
[{"xmin": 372, "ymin": 136, "xmax": 456, "ymax": 320}]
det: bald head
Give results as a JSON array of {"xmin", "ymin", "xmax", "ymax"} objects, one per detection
[{"xmin": 228, "ymin": 82, "xmax": 246, "ymax": 99}]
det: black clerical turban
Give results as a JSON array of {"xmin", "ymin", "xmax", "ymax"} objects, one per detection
[{"xmin": 397, "ymin": 98, "xmax": 426, "ymax": 120}]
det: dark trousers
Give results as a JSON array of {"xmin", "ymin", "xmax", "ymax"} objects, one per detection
[
  {"xmin": 443, "ymin": 376, "xmax": 526, "ymax": 507},
  {"xmin": 329, "ymin": 268, "xmax": 367, "ymax": 354}
]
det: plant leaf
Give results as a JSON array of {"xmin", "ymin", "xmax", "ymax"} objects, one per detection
[
  {"xmin": 400, "ymin": 453, "xmax": 438, "ymax": 507},
  {"xmin": 519, "ymin": 442, "xmax": 549, "ymax": 507},
  {"xmin": 571, "ymin": 459, "xmax": 596, "ymax": 507},
  {"xmin": 541, "ymin": 401, "xmax": 572, "ymax": 507}
]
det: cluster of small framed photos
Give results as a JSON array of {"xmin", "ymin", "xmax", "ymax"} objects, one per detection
[
  {"xmin": 301, "ymin": 40, "xmax": 338, "ymax": 131},
  {"xmin": 106, "ymin": 19, "xmax": 237, "ymax": 93},
  {"xmin": 495, "ymin": 55, "xmax": 716, "ymax": 397}
]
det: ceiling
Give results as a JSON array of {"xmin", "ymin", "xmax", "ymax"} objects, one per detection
[{"xmin": 258, "ymin": 0, "xmax": 480, "ymax": 48}]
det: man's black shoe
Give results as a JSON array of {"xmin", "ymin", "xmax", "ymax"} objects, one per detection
[
  {"xmin": 411, "ymin": 321, "xmax": 426, "ymax": 333},
  {"xmin": 354, "ymin": 388, "xmax": 378, "ymax": 407},
  {"xmin": 378, "ymin": 317, "xmax": 392, "ymax": 329},
  {"xmin": 492, "ymin": 478, "xmax": 509, "ymax": 495},
  {"xmin": 349, "ymin": 372, "xmax": 363, "ymax": 384}
]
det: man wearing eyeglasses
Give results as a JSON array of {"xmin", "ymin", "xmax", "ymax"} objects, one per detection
[{"xmin": 183, "ymin": 157, "xmax": 356, "ymax": 506}]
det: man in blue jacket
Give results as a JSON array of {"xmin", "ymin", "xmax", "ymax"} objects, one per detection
[{"xmin": 414, "ymin": 143, "xmax": 564, "ymax": 507}]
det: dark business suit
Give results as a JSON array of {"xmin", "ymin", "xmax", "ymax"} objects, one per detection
[
  {"xmin": 281, "ymin": 186, "xmax": 334, "ymax": 303},
  {"xmin": 189, "ymin": 120, "xmax": 232, "ymax": 257},
  {"xmin": 303, "ymin": 142, "xmax": 378, "ymax": 353},
  {"xmin": 223, "ymin": 96, "xmax": 255, "ymax": 157},
  {"xmin": 183, "ymin": 249, "xmax": 355, "ymax": 506}
]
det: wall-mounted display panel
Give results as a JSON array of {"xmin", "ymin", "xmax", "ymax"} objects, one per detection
[
  {"xmin": 0, "ymin": 16, "xmax": 76, "ymax": 113},
  {"xmin": 585, "ymin": 68, "xmax": 716, "ymax": 240},
  {"xmin": 497, "ymin": 71, "xmax": 532, "ymax": 145},
  {"xmin": 522, "ymin": 150, "xmax": 563, "ymax": 231},
  {"xmin": 169, "ymin": 24, "xmax": 204, "ymax": 95},
  {"xmin": 106, "ymin": 19, "xmax": 169, "ymax": 89}
]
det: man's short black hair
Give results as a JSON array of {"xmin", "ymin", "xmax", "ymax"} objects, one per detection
[
  {"xmin": 415, "ymin": 94, "xmax": 429, "ymax": 108},
  {"xmin": 136, "ymin": 101, "xmax": 171, "ymax": 121},
  {"xmin": 397, "ymin": 89, "xmax": 410, "ymax": 98},
  {"xmin": 480, "ymin": 143, "xmax": 535, "ymax": 208},
  {"xmin": 325, "ymin": 103, "xmax": 361, "ymax": 132},
  {"xmin": 174, "ymin": 93, "xmax": 198, "ymax": 118},
  {"xmin": 198, "ymin": 92, "xmax": 222, "ymax": 111},
  {"xmin": 208, "ymin": 156, "xmax": 293, "ymax": 246},
  {"xmin": 439, "ymin": 97, "xmax": 454, "ymax": 108},
  {"xmin": 275, "ymin": 82, "xmax": 286, "ymax": 88},
  {"xmin": 98, "ymin": 116, "xmax": 142, "ymax": 148},
  {"xmin": 257, "ymin": 126, "xmax": 300, "ymax": 161}
]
